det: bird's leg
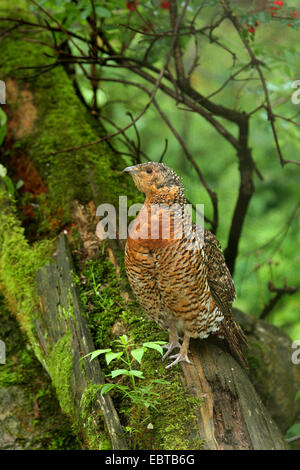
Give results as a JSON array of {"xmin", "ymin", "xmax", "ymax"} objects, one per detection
[
  {"xmin": 162, "ymin": 319, "xmax": 181, "ymax": 361},
  {"xmin": 165, "ymin": 333, "xmax": 192, "ymax": 369}
]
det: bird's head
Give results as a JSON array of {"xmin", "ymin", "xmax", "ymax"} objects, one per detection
[{"xmin": 123, "ymin": 162, "xmax": 184, "ymax": 198}]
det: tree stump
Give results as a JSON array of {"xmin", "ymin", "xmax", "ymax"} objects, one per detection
[{"xmin": 182, "ymin": 338, "xmax": 288, "ymax": 449}]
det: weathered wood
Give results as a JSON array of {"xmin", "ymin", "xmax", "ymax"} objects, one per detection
[
  {"xmin": 181, "ymin": 337, "xmax": 288, "ymax": 449},
  {"xmin": 35, "ymin": 234, "xmax": 128, "ymax": 450}
]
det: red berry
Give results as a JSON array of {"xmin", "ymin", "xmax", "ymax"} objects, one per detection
[
  {"xmin": 268, "ymin": 5, "xmax": 278, "ymax": 16},
  {"xmin": 126, "ymin": 1, "xmax": 138, "ymax": 12},
  {"xmin": 273, "ymin": 1, "xmax": 283, "ymax": 6},
  {"xmin": 248, "ymin": 26, "xmax": 255, "ymax": 33},
  {"xmin": 160, "ymin": 1, "xmax": 170, "ymax": 9},
  {"xmin": 293, "ymin": 11, "xmax": 298, "ymax": 18}
]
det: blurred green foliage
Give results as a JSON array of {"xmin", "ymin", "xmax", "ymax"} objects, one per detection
[{"xmin": 27, "ymin": 0, "xmax": 299, "ymax": 338}]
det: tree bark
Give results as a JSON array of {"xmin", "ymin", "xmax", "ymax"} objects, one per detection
[{"xmin": 182, "ymin": 339, "xmax": 287, "ymax": 449}]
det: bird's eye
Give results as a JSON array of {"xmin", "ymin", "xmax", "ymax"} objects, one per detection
[{"xmin": 146, "ymin": 168, "xmax": 153, "ymax": 174}]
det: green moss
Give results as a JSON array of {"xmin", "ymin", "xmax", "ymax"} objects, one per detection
[
  {"xmin": 47, "ymin": 333, "xmax": 75, "ymax": 418},
  {"xmin": 0, "ymin": 186, "xmax": 53, "ymax": 357},
  {"xmin": 57, "ymin": 291, "xmax": 75, "ymax": 324},
  {"xmin": 0, "ymin": 346, "xmax": 35, "ymax": 387},
  {"xmin": 0, "ymin": 294, "xmax": 80, "ymax": 450},
  {"xmin": 152, "ymin": 381, "xmax": 204, "ymax": 450},
  {"xmin": 247, "ymin": 340, "xmax": 274, "ymax": 404},
  {"xmin": 80, "ymin": 384, "xmax": 111, "ymax": 450},
  {"xmin": 74, "ymin": 256, "xmax": 126, "ymax": 350}
]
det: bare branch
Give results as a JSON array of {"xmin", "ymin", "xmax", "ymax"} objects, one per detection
[
  {"xmin": 49, "ymin": 0, "xmax": 190, "ymax": 156},
  {"xmin": 221, "ymin": 0, "xmax": 287, "ymax": 167},
  {"xmin": 158, "ymin": 139, "xmax": 168, "ymax": 163},
  {"xmin": 259, "ymin": 281, "xmax": 298, "ymax": 320}
]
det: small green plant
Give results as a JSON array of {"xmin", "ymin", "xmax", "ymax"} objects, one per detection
[
  {"xmin": 0, "ymin": 108, "xmax": 7, "ymax": 146},
  {"xmin": 0, "ymin": 163, "xmax": 24, "ymax": 196},
  {"xmin": 83, "ymin": 334, "xmax": 169, "ymax": 449},
  {"xmin": 0, "ymin": 110, "xmax": 24, "ymax": 195},
  {"xmin": 285, "ymin": 389, "xmax": 300, "ymax": 447}
]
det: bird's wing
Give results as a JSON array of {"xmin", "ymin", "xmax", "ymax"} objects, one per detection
[
  {"xmin": 199, "ymin": 229, "xmax": 248, "ymax": 368},
  {"xmin": 203, "ymin": 229, "xmax": 236, "ymax": 314}
]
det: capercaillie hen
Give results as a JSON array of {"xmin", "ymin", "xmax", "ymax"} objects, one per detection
[{"xmin": 124, "ymin": 162, "xmax": 248, "ymax": 369}]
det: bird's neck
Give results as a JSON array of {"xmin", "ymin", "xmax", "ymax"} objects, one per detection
[
  {"xmin": 127, "ymin": 187, "xmax": 189, "ymax": 249},
  {"xmin": 145, "ymin": 186, "xmax": 186, "ymax": 207}
]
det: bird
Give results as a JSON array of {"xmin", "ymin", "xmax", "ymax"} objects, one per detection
[{"xmin": 124, "ymin": 161, "xmax": 248, "ymax": 369}]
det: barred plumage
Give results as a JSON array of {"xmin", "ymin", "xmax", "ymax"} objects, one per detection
[{"xmin": 124, "ymin": 162, "xmax": 247, "ymax": 368}]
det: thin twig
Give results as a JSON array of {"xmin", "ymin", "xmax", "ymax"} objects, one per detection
[
  {"xmin": 259, "ymin": 281, "xmax": 298, "ymax": 320},
  {"xmin": 221, "ymin": 0, "xmax": 286, "ymax": 167},
  {"xmin": 50, "ymin": 0, "xmax": 190, "ymax": 156},
  {"xmin": 286, "ymin": 435, "xmax": 300, "ymax": 444}
]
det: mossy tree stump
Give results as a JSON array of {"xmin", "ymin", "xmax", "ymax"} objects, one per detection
[
  {"xmin": 35, "ymin": 234, "xmax": 128, "ymax": 449},
  {"xmin": 33, "ymin": 230, "xmax": 289, "ymax": 450}
]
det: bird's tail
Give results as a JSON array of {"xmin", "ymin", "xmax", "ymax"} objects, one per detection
[{"xmin": 221, "ymin": 315, "xmax": 248, "ymax": 369}]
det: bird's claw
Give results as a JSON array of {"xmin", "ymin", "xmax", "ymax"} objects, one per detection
[
  {"xmin": 165, "ymin": 352, "xmax": 192, "ymax": 369},
  {"xmin": 162, "ymin": 341, "xmax": 181, "ymax": 361}
]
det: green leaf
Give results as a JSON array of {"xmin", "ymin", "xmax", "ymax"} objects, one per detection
[
  {"xmin": 257, "ymin": 11, "xmax": 271, "ymax": 24},
  {"xmin": 81, "ymin": 348, "xmax": 111, "ymax": 361},
  {"xmin": 286, "ymin": 422, "xmax": 300, "ymax": 439},
  {"xmin": 95, "ymin": 6, "xmax": 111, "ymax": 18},
  {"xmin": 131, "ymin": 348, "xmax": 144, "ymax": 364},
  {"xmin": 105, "ymin": 351, "xmax": 123, "ymax": 365},
  {"xmin": 90, "ymin": 348, "xmax": 111, "ymax": 361},
  {"xmin": 99, "ymin": 383, "xmax": 117, "ymax": 395},
  {"xmin": 142, "ymin": 342, "xmax": 166, "ymax": 355},
  {"xmin": 4, "ymin": 176, "xmax": 15, "ymax": 196},
  {"xmin": 128, "ymin": 370, "xmax": 145, "ymax": 379},
  {"xmin": 150, "ymin": 379, "xmax": 170, "ymax": 385},
  {"xmin": 0, "ymin": 163, "xmax": 7, "ymax": 178},
  {"xmin": 0, "ymin": 108, "xmax": 7, "ymax": 147},
  {"xmin": 295, "ymin": 390, "xmax": 300, "ymax": 401},
  {"xmin": 145, "ymin": 341, "xmax": 167, "ymax": 345},
  {"xmin": 111, "ymin": 369, "xmax": 129, "ymax": 378},
  {"xmin": 116, "ymin": 334, "xmax": 130, "ymax": 346},
  {"xmin": 15, "ymin": 179, "xmax": 24, "ymax": 190}
]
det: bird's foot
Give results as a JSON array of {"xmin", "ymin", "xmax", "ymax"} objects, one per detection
[
  {"xmin": 162, "ymin": 341, "xmax": 181, "ymax": 361},
  {"xmin": 165, "ymin": 352, "xmax": 192, "ymax": 369}
]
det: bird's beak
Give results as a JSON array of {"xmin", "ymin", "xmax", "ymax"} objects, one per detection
[{"xmin": 123, "ymin": 166, "xmax": 139, "ymax": 174}]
